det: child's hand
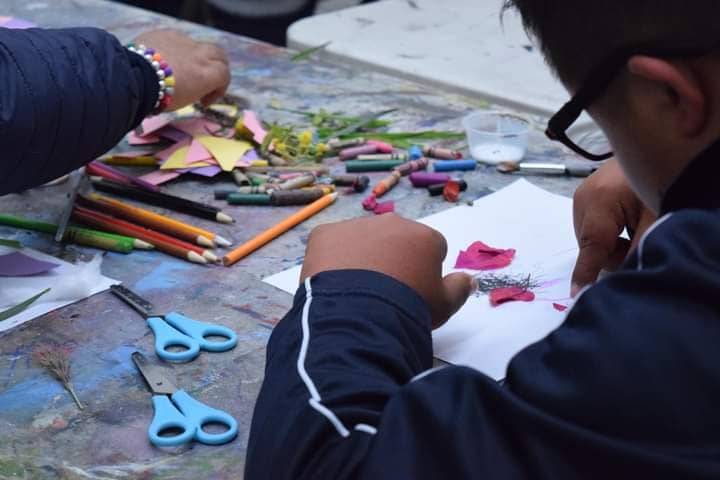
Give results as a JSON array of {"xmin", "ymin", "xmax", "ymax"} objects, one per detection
[
  {"xmin": 301, "ymin": 214, "xmax": 476, "ymax": 329},
  {"xmin": 571, "ymin": 159, "xmax": 656, "ymax": 296},
  {"xmin": 133, "ymin": 30, "xmax": 230, "ymax": 110}
]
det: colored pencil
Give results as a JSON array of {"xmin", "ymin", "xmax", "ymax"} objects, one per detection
[
  {"xmin": 86, "ymin": 161, "xmax": 160, "ymax": 192},
  {"xmin": 92, "ymin": 180, "xmax": 234, "ymax": 224},
  {"xmin": 102, "ymin": 155, "xmax": 158, "ymax": 166},
  {"xmin": 73, "ymin": 202, "xmax": 220, "ymax": 264},
  {"xmin": 223, "ymin": 193, "xmax": 337, "ymax": 266},
  {"xmin": 0, "ymin": 214, "xmax": 152, "ymax": 253},
  {"xmin": 72, "ymin": 207, "xmax": 208, "ymax": 265},
  {"xmin": 83, "ymin": 193, "xmax": 226, "ymax": 248}
]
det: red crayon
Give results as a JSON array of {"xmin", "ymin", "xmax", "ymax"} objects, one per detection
[{"xmin": 339, "ymin": 144, "xmax": 379, "ymax": 161}]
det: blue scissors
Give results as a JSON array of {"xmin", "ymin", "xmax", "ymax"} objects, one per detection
[
  {"xmin": 111, "ymin": 285, "xmax": 237, "ymax": 363},
  {"xmin": 132, "ymin": 351, "xmax": 238, "ymax": 447}
]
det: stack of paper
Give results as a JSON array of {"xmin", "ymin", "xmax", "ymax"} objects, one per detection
[{"xmin": 127, "ymin": 108, "xmax": 266, "ymax": 186}]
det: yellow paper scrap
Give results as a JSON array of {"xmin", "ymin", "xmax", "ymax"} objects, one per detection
[
  {"xmin": 160, "ymin": 145, "xmax": 212, "ymax": 170},
  {"xmin": 196, "ymin": 136, "xmax": 252, "ymax": 172}
]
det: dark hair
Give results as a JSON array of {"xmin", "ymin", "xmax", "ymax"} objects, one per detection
[{"xmin": 503, "ymin": 1, "xmax": 720, "ymax": 87}]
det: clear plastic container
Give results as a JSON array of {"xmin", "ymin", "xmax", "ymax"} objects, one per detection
[{"xmin": 463, "ymin": 111, "xmax": 531, "ymax": 164}]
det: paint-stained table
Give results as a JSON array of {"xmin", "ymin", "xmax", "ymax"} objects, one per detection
[{"xmin": 0, "ymin": 1, "xmax": 588, "ymax": 478}]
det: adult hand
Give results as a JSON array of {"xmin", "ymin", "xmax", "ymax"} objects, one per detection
[
  {"xmin": 571, "ymin": 159, "xmax": 656, "ymax": 296},
  {"xmin": 133, "ymin": 30, "xmax": 230, "ymax": 110},
  {"xmin": 301, "ymin": 214, "xmax": 476, "ymax": 329}
]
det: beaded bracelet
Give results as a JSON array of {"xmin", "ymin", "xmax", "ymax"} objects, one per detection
[{"xmin": 126, "ymin": 43, "xmax": 175, "ymax": 113}]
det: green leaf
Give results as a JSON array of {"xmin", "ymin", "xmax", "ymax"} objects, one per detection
[
  {"xmin": 290, "ymin": 42, "xmax": 332, "ymax": 62},
  {"xmin": 0, "ymin": 239, "xmax": 21, "ymax": 248},
  {"xmin": 0, "ymin": 288, "xmax": 51, "ymax": 322}
]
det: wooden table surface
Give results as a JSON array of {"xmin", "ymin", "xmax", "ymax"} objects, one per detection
[{"xmin": 0, "ymin": 1, "xmax": 586, "ymax": 478}]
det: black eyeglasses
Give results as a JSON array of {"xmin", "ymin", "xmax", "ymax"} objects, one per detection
[{"xmin": 546, "ymin": 39, "xmax": 720, "ymax": 161}]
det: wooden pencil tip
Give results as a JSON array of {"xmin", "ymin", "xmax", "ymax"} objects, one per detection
[
  {"xmin": 134, "ymin": 239, "xmax": 155, "ymax": 250},
  {"xmin": 197, "ymin": 236, "xmax": 215, "ymax": 248},
  {"xmin": 188, "ymin": 251, "xmax": 208, "ymax": 264},
  {"xmin": 203, "ymin": 251, "xmax": 220, "ymax": 263},
  {"xmin": 496, "ymin": 161, "xmax": 520, "ymax": 174},
  {"xmin": 214, "ymin": 235, "xmax": 232, "ymax": 247},
  {"xmin": 216, "ymin": 212, "xmax": 235, "ymax": 224}
]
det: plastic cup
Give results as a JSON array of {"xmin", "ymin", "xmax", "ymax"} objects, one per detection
[{"xmin": 463, "ymin": 111, "xmax": 531, "ymax": 164}]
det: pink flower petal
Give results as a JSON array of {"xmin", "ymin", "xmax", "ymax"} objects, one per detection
[
  {"xmin": 490, "ymin": 287, "xmax": 535, "ymax": 307},
  {"xmin": 362, "ymin": 195, "xmax": 378, "ymax": 211},
  {"xmin": 454, "ymin": 241, "xmax": 516, "ymax": 270},
  {"xmin": 553, "ymin": 303, "xmax": 568, "ymax": 312}
]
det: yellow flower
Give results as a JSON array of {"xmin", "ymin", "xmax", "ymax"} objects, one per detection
[
  {"xmin": 299, "ymin": 130, "xmax": 313, "ymax": 145},
  {"xmin": 235, "ymin": 118, "xmax": 245, "ymax": 132},
  {"xmin": 275, "ymin": 142, "xmax": 287, "ymax": 155},
  {"xmin": 315, "ymin": 143, "xmax": 329, "ymax": 156}
]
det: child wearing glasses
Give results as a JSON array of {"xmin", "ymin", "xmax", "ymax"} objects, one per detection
[
  {"xmin": 0, "ymin": 29, "xmax": 229, "ymax": 195},
  {"xmin": 246, "ymin": 1, "xmax": 720, "ymax": 478}
]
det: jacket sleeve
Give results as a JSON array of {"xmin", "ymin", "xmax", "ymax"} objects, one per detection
[
  {"xmin": 0, "ymin": 27, "xmax": 158, "ymax": 194},
  {"xmin": 246, "ymin": 212, "xmax": 720, "ymax": 479}
]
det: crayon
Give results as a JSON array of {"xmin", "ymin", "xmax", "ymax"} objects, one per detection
[
  {"xmin": 275, "ymin": 174, "xmax": 316, "ymax": 191},
  {"xmin": 433, "ymin": 159, "xmax": 477, "ymax": 172},
  {"xmin": 271, "ymin": 189, "xmax": 325, "ymax": 206},
  {"xmin": 226, "ymin": 194, "xmax": 272, "ymax": 205},
  {"xmin": 408, "ymin": 172, "xmax": 451, "ymax": 187},
  {"xmin": 339, "ymin": 144, "xmax": 379, "ymax": 161},
  {"xmin": 394, "ymin": 157, "xmax": 429, "ymax": 176},
  {"xmin": 331, "ymin": 175, "xmax": 370, "ymax": 193},
  {"xmin": 428, "ymin": 180, "xmax": 468, "ymax": 196},
  {"xmin": 372, "ymin": 171, "xmax": 402, "ymax": 198},
  {"xmin": 357, "ymin": 153, "xmax": 408, "ymax": 161},
  {"xmin": 422, "ymin": 146, "xmax": 463, "ymax": 160},
  {"xmin": 345, "ymin": 160, "xmax": 404, "ymax": 172},
  {"xmin": 328, "ymin": 138, "xmax": 366, "ymax": 150},
  {"xmin": 232, "ymin": 169, "xmax": 251, "ymax": 186},
  {"xmin": 215, "ymin": 186, "xmax": 267, "ymax": 199}
]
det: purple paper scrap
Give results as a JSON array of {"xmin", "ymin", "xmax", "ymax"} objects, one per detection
[{"xmin": 0, "ymin": 252, "xmax": 60, "ymax": 277}]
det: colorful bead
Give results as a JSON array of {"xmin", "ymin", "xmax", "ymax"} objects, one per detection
[
  {"xmin": 125, "ymin": 42, "xmax": 176, "ymax": 113},
  {"xmin": 164, "ymin": 76, "xmax": 175, "ymax": 87}
]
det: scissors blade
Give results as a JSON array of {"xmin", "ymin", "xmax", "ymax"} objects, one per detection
[
  {"xmin": 332, "ymin": 108, "xmax": 397, "ymax": 137},
  {"xmin": 131, "ymin": 351, "xmax": 178, "ymax": 395},
  {"xmin": 110, "ymin": 284, "xmax": 156, "ymax": 318},
  {"xmin": 55, "ymin": 169, "xmax": 87, "ymax": 243}
]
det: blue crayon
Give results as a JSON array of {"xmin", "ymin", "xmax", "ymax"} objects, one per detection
[
  {"xmin": 408, "ymin": 145, "xmax": 423, "ymax": 160},
  {"xmin": 433, "ymin": 159, "xmax": 477, "ymax": 172}
]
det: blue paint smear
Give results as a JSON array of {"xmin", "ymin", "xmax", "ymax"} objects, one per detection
[
  {"xmin": 0, "ymin": 345, "xmax": 137, "ymax": 417},
  {"xmin": 134, "ymin": 260, "xmax": 195, "ymax": 291}
]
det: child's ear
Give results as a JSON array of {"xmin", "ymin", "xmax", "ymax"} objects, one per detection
[{"xmin": 626, "ymin": 55, "xmax": 706, "ymax": 137}]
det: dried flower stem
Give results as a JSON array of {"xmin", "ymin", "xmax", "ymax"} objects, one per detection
[
  {"xmin": 32, "ymin": 344, "xmax": 84, "ymax": 410},
  {"xmin": 473, "ymin": 273, "xmax": 540, "ymax": 294}
]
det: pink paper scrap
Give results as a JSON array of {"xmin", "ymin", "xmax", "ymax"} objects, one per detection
[
  {"xmin": 186, "ymin": 139, "xmax": 214, "ymax": 164},
  {"xmin": 173, "ymin": 118, "xmax": 223, "ymax": 137},
  {"xmin": 139, "ymin": 170, "xmax": 182, "ymax": 186},
  {"xmin": 139, "ymin": 113, "xmax": 174, "ymax": 136},
  {"xmin": 156, "ymin": 125, "xmax": 192, "ymax": 143},
  {"xmin": 454, "ymin": 241, "xmax": 516, "ymax": 270},
  {"xmin": 0, "ymin": 252, "xmax": 59, "ymax": 277},
  {"xmin": 128, "ymin": 132, "xmax": 161, "ymax": 145},
  {"xmin": 242, "ymin": 110, "xmax": 267, "ymax": 143}
]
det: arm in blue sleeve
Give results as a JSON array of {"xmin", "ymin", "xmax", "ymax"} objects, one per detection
[
  {"xmin": 246, "ymin": 220, "xmax": 720, "ymax": 479},
  {"xmin": 0, "ymin": 27, "xmax": 158, "ymax": 194}
]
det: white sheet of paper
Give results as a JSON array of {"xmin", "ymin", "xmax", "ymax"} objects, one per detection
[
  {"xmin": 0, "ymin": 248, "xmax": 117, "ymax": 333},
  {"xmin": 263, "ymin": 179, "xmax": 578, "ymax": 380}
]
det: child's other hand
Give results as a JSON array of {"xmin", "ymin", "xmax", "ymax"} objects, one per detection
[
  {"xmin": 301, "ymin": 214, "xmax": 476, "ymax": 329},
  {"xmin": 133, "ymin": 30, "xmax": 230, "ymax": 110},
  {"xmin": 571, "ymin": 159, "xmax": 656, "ymax": 296}
]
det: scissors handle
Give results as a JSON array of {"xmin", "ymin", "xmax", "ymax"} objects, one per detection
[
  {"xmin": 147, "ymin": 316, "xmax": 201, "ymax": 363},
  {"xmin": 164, "ymin": 312, "xmax": 238, "ymax": 353},
  {"xmin": 172, "ymin": 390, "xmax": 238, "ymax": 446},
  {"xmin": 148, "ymin": 395, "xmax": 196, "ymax": 447}
]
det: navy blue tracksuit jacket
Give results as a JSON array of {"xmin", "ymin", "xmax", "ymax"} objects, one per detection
[
  {"xmin": 246, "ymin": 141, "xmax": 720, "ymax": 478},
  {"xmin": 0, "ymin": 27, "xmax": 157, "ymax": 194}
]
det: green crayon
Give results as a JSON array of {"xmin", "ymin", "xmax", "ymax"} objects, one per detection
[
  {"xmin": 345, "ymin": 160, "xmax": 405, "ymax": 173},
  {"xmin": 226, "ymin": 194, "xmax": 272, "ymax": 205}
]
